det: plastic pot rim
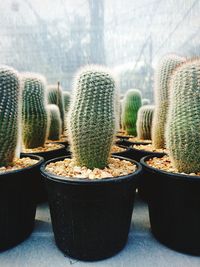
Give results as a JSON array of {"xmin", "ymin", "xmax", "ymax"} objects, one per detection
[{"xmin": 40, "ymin": 155, "xmax": 142, "ymax": 185}]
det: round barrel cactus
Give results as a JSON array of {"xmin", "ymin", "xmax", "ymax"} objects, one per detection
[
  {"xmin": 166, "ymin": 60, "xmax": 200, "ymax": 173},
  {"xmin": 152, "ymin": 54, "xmax": 185, "ymax": 149},
  {"xmin": 136, "ymin": 105, "xmax": 154, "ymax": 140},
  {"xmin": 0, "ymin": 66, "xmax": 21, "ymax": 166},
  {"xmin": 22, "ymin": 73, "xmax": 48, "ymax": 149},
  {"xmin": 48, "ymin": 84, "xmax": 65, "ymax": 134},
  {"xmin": 122, "ymin": 89, "xmax": 142, "ymax": 136},
  {"xmin": 68, "ymin": 66, "xmax": 116, "ymax": 169},
  {"xmin": 47, "ymin": 104, "xmax": 62, "ymax": 141}
]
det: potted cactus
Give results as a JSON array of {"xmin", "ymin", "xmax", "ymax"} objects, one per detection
[
  {"xmin": 21, "ymin": 73, "xmax": 67, "ymax": 161},
  {"xmin": 140, "ymin": 59, "xmax": 200, "ymax": 255},
  {"xmin": 47, "ymin": 83, "xmax": 68, "ymax": 147},
  {"xmin": 21, "ymin": 73, "xmax": 67, "ymax": 202},
  {"xmin": 0, "ymin": 66, "xmax": 44, "ymax": 250},
  {"xmin": 47, "ymin": 104, "xmax": 62, "ymax": 141},
  {"xmin": 41, "ymin": 66, "xmax": 142, "ymax": 261}
]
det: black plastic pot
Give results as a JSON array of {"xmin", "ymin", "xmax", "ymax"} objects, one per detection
[
  {"xmin": 23, "ymin": 143, "xmax": 69, "ymax": 203},
  {"xmin": 116, "ymin": 139, "xmax": 151, "ymax": 147},
  {"xmin": 140, "ymin": 155, "xmax": 200, "ymax": 255},
  {"xmin": 41, "ymin": 155, "xmax": 142, "ymax": 261},
  {"xmin": 0, "ymin": 153, "xmax": 44, "ymax": 251}
]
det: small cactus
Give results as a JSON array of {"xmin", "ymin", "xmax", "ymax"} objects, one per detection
[
  {"xmin": 122, "ymin": 89, "xmax": 142, "ymax": 136},
  {"xmin": 63, "ymin": 91, "xmax": 71, "ymax": 113},
  {"xmin": 47, "ymin": 83, "xmax": 65, "ymax": 134},
  {"xmin": 166, "ymin": 59, "xmax": 200, "ymax": 173},
  {"xmin": 0, "ymin": 66, "xmax": 21, "ymax": 166},
  {"xmin": 136, "ymin": 105, "xmax": 154, "ymax": 140},
  {"xmin": 142, "ymin": 98, "xmax": 150, "ymax": 105},
  {"xmin": 47, "ymin": 104, "xmax": 62, "ymax": 141},
  {"xmin": 152, "ymin": 54, "xmax": 185, "ymax": 149},
  {"xmin": 22, "ymin": 73, "xmax": 48, "ymax": 149},
  {"xmin": 68, "ymin": 66, "xmax": 116, "ymax": 169}
]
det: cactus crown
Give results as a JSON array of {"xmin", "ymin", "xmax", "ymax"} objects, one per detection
[
  {"xmin": 22, "ymin": 73, "xmax": 48, "ymax": 149},
  {"xmin": 68, "ymin": 65, "xmax": 116, "ymax": 169},
  {"xmin": 122, "ymin": 89, "xmax": 142, "ymax": 136},
  {"xmin": 136, "ymin": 105, "xmax": 154, "ymax": 140},
  {"xmin": 166, "ymin": 59, "xmax": 200, "ymax": 173},
  {"xmin": 47, "ymin": 84, "xmax": 65, "ymax": 133},
  {"xmin": 0, "ymin": 66, "xmax": 21, "ymax": 166},
  {"xmin": 47, "ymin": 104, "xmax": 62, "ymax": 141},
  {"xmin": 142, "ymin": 98, "xmax": 150, "ymax": 105},
  {"xmin": 152, "ymin": 54, "xmax": 186, "ymax": 149}
]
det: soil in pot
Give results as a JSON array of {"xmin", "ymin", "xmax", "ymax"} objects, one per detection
[
  {"xmin": 47, "ymin": 135, "xmax": 69, "ymax": 149},
  {"xmin": 41, "ymin": 155, "xmax": 142, "ymax": 261},
  {"xmin": 22, "ymin": 143, "xmax": 69, "ymax": 203},
  {"xmin": 140, "ymin": 154, "xmax": 200, "ymax": 255},
  {"xmin": 0, "ymin": 154, "xmax": 44, "ymax": 251}
]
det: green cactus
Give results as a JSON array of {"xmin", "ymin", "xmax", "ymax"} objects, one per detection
[
  {"xmin": 122, "ymin": 89, "xmax": 142, "ymax": 136},
  {"xmin": 68, "ymin": 66, "xmax": 116, "ymax": 169},
  {"xmin": 47, "ymin": 104, "xmax": 62, "ymax": 141},
  {"xmin": 136, "ymin": 105, "xmax": 154, "ymax": 140},
  {"xmin": 142, "ymin": 98, "xmax": 150, "ymax": 105},
  {"xmin": 166, "ymin": 60, "xmax": 200, "ymax": 173},
  {"xmin": 63, "ymin": 91, "xmax": 71, "ymax": 113},
  {"xmin": 22, "ymin": 73, "xmax": 48, "ymax": 149},
  {"xmin": 0, "ymin": 66, "xmax": 20, "ymax": 166},
  {"xmin": 152, "ymin": 54, "xmax": 185, "ymax": 149},
  {"xmin": 47, "ymin": 83, "xmax": 65, "ymax": 134}
]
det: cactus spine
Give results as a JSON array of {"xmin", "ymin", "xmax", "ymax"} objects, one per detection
[
  {"xmin": 48, "ymin": 83, "xmax": 65, "ymax": 134},
  {"xmin": 0, "ymin": 66, "xmax": 20, "ymax": 166},
  {"xmin": 136, "ymin": 105, "xmax": 154, "ymax": 140},
  {"xmin": 152, "ymin": 55, "xmax": 186, "ymax": 149},
  {"xmin": 142, "ymin": 98, "xmax": 150, "ymax": 105},
  {"xmin": 47, "ymin": 104, "xmax": 62, "ymax": 141},
  {"xmin": 122, "ymin": 89, "xmax": 142, "ymax": 136},
  {"xmin": 68, "ymin": 66, "xmax": 116, "ymax": 169},
  {"xmin": 166, "ymin": 59, "xmax": 200, "ymax": 173},
  {"xmin": 22, "ymin": 73, "xmax": 48, "ymax": 149}
]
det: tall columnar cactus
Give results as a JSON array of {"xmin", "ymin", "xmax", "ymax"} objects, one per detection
[
  {"xmin": 166, "ymin": 60, "xmax": 200, "ymax": 173},
  {"xmin": 122, "ymin": 89, "xmax": 142, "ymax": 136},
  {"xmin": 152, "ymin": 54, "xmax": 185, "ymax": 149},
  {"xmin": 47, "ymin": 84, "xmax": 65, "ymax": 134},
  {"xmin": 68, "ymin": 66, "xmax": 116, "ymax": 169},
  {"xmin": 0, "ymin": 66, "xmax": 20, "ymax": 166},
  {"xmin": 136, "ymin": 105, "xmax": 154, "ymax": 140},
  {"xmin": 142, "ymin": 98, "xmax": 150, "ymax": 105},
  {"xmin": 47, "ymin": 104, "xmax": 61, "ymax": 141},
  {"xmin": 22, "ymin": 73, "xmax": 48, "ymax": 149}
]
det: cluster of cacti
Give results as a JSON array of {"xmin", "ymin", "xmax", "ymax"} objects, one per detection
[
  {"xmin": 47, "ymin": 104, "xmax": 62, "ymax": 141},
  {"xmin": 152, "ymin": 54, "xmax": 186, "ymax": 149},
  {"xmin": 121, "ymin": 89, "xmax": 142, "ymax": 136},
  {"xmin": 47, "ymin": 83, "xmax": 65, "ymax": 134},
  {"xmin": 136, "ymin": 105, "xmax": 154, "ymax": 140},
  {"xmin": 68, "ymin": 66, "xmax": 116, "ymax": 169},
  {"xmin": 22, "ymin": 73, "xmax": 48, "ymax": 149},
  {"xmin": 0, "ymin": 66, "xmax": 21, "ymax": 166},
  {"xmin": 166, "ymin": 59, "xmax": 200, "ymax": 173},
  {"xmin": 142, "ymin": 98, "xmax": 150, "ymax": 105}
]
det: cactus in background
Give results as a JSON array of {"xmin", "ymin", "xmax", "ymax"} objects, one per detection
[
  {"xmin": 63, "ymin": 91, "xmax": 71, "ymax": 113},
  {"xmin": 47, "ymin": 104, "xmax": 62, "ymax": 141},
  {"xmin": 152, "ymin": 54, "xmax": 185, "ymax": 149},
  {"xmin": 48, "ymin": 83, "xmax": 65, "ymax": 134},
  {"xmin": 136, "ymin": 105, "xmax": 154, "ymax": 140},
  {"xmin": 166, "ymin": 60, "xmax": 200, "ymax": 173},
  {"xmin": 142, "ymin": 98, "xmax": 150, "ymax": 105},
  {"xmin": 0, "ymin": 66, "xmax": 20, "ymax": 166},
  {"xmin": 122, "ymin": 89, "xmax": 142, "ymax": 136},
  {"xmin": 68, "ymin": 66, "xmax": 116, "ymax": 169},
  {"xmin": 22, "ymin": 73, "xmax": 48, "ymax": 149}
]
